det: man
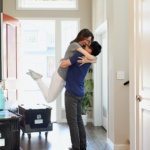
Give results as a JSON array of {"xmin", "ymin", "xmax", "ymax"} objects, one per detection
[{"xmin": 60, "ymin": 41, "xmax": 102, "ymax": 150}]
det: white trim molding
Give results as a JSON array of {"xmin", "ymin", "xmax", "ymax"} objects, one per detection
[
  {"xmin": 16, "ymin": 0, "xmax": 78, "ymax": 10},
  {"xmin": 107, "ymin": 138, "xmax": 130, "ymax": 150}
]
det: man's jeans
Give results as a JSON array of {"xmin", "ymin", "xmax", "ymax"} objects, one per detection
[{"xmin": 65, "ymin": 91, "xmax": 86, "ymax": 150}]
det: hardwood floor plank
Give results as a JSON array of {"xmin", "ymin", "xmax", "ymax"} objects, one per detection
[{"xmin": 20, "ymin": 123, "xmax": 112, "ymax": 150}]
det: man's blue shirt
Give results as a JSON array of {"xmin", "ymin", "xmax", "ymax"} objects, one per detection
[{"xmin": 65, "ymin": 52, "xmax": 91, "ymax": 97}]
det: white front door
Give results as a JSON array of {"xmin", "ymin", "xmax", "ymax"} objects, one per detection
[{"xmin": 130, "ymin": 0, "xmax": 150, "ymax": 150}]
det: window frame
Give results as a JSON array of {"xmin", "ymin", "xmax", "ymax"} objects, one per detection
[{"xmin": 16, "ymin": 0, "xmax": 78, "ymax": 10}]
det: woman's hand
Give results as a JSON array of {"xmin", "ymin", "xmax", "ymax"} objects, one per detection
[{"xmin": 59, "ymin": 58, "xmax": 64, "ymax": 63}]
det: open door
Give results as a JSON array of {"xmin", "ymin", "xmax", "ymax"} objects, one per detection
[
  {"xmin": 130, "ymin": 0, "xmax": 150, "ymax": 149},
  {"xmin": 1, "ymin": 13, "xmax": 19, "ymax": 101}
]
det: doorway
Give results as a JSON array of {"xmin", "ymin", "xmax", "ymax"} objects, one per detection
[{"xmin": 93, "ymin": 21, "xmax": 108, "ymax": 131}]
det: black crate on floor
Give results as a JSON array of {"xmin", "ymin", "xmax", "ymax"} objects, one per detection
[
  {"xmin": 0, "ymin": 110, "xmax": 21, "ymax": 150},
  {"xmin": 19, "ymin": 104, "xmax": 53, "ymax": 139}
]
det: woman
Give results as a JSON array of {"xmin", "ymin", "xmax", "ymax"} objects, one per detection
[{"xmin": 27, "ymin": 29, "xmax": 97, "ymax": 103}]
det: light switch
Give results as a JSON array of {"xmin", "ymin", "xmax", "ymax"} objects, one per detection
[{"xmin": 117, "ymin": 71, "xmax": 124, "ymax": 79}]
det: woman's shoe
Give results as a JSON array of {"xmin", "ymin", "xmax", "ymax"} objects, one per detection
[{"xmin": 27, "ymin": 69, "xmax": 43, "ymax": 80}]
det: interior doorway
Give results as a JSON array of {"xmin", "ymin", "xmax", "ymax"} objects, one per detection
[{"xmin": 93, "ymin": 21, "xmax": 108, "ymax": 131}]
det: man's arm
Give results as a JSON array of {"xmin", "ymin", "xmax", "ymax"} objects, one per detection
[
  {"xmin": 60, "ymin": 59, "xmax": 72, "ymax": 68},
  {"xmin": 77, "ymin": 47, "xmax": 96, "ymax": 60},
  {"xmin": 60, "ymin": 52, "xmax": 84, "ymax": 68}
]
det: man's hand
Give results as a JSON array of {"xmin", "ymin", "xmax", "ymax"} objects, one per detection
[
  {"xmin": 77, "ymin": 56, "xmax": 89, "ymax": 66},
  {"xmin": 78, "ymin": 56, "xmax": 97, "ymax": 66}
]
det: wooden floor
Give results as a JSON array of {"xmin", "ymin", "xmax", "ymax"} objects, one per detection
[{"xmin": 20, "ymin": 123, "xmax": 112, "ymax": 150}]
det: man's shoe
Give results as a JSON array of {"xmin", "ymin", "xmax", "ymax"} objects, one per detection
[{"xmin": 27, "ymin": 69, "xmax": 43, "ymax": 80}]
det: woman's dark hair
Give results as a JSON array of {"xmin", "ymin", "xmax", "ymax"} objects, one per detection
[
  {"xmin": 91, "ymin": 41, "xmax": 102, "ymax": 56},
  {"xmin": 70, "ymin": 29, "xmax": 94, "ymax": 44}
]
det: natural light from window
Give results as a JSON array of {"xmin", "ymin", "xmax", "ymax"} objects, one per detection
[
  {"xmin": 16, "ymin": 0, "xmax": 78, "ymax": 10},
  {"xmin": 19, "ymin": 20, "xmax": 56, "ymax": 121}
]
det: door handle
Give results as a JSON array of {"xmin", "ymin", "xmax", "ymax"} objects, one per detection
[{"xmin": 136, "ymin": 95, "xmax": 142, "ymax": 102}]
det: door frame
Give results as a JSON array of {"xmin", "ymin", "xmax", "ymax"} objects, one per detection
[
  {"xmin": 0, "ymin": 13, "xmax": 2, "ymax": 80},
  {"xmin": 129, "ymin": 0, "xmax": 140, "ymax": 149},
  {"xmin": 93, "ymin": 21, "xmax": 108, "ymax": 128},
  {"xmin": 0, "ymin": 0, "xmax": 2, "ymax": 80}
]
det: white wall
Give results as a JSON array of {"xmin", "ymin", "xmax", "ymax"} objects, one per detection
[{"xmin": 92, "ymin": 0, "xmax": 130, "ymax": 149}]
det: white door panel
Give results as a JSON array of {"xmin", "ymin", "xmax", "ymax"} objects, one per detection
[
  {"xmin": 130, "ymin": 0, "xmax": 150, "ymax": 149},
  {"xmin": 142, "ymin": 109, "xmax": 150, "ymax": 150},
  {"xmin": 138, "ymin": 0, "xmax": 150, "ymax": 149},
  {"xmin": 102, "ymin": 32, "xmax": 108, "ymax": 130}
]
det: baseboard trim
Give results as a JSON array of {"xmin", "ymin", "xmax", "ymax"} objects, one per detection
[
  {"xmin": 114, "ymin": 144, "xmax": 130, "ymax": 150},
  {"xmin": 107, "ymin": 138, "xmax": 114, "ymax": 149},
  {"xmin": 107, "ymin": 138, "xmax": 130, "ymax": 150}
]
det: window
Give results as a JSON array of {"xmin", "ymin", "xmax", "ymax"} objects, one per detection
[
  {"xmin": 61, "ymin": 20, "xmax": 79, "ymax": 57},
  {"xmin": 16, "ymin": 0, "xmax": 78, "ymax": 10}
]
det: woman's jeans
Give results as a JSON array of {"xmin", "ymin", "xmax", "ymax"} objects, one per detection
[{"xmin": 65, "ymin": 91, "xmax": 86, "ymax": 150}]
